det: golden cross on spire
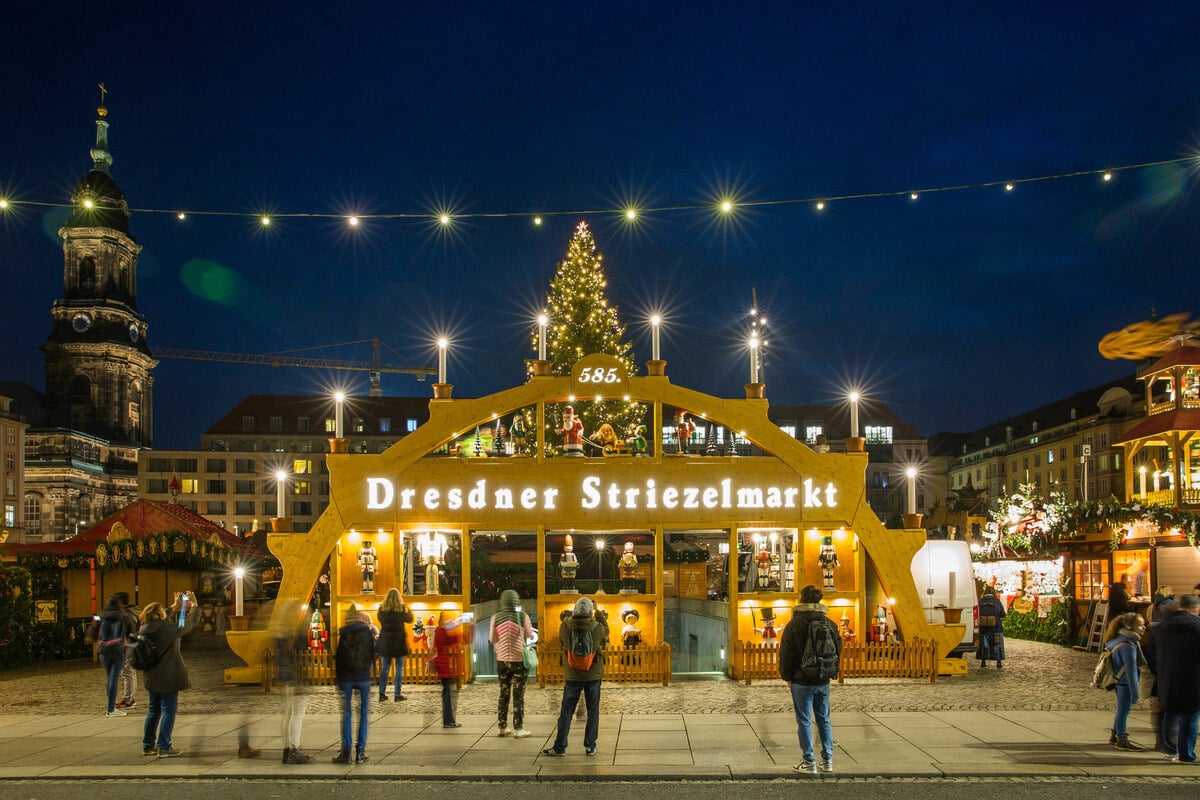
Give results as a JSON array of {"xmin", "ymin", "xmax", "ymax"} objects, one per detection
[{"xmin": 97, "ymin": 83, "xmax": 108, "ymax": 116}]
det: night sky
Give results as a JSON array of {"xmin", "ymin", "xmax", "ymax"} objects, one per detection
[{"xmin": 3, "ymin": 4, "xmax": 1199, "ymax": 449}]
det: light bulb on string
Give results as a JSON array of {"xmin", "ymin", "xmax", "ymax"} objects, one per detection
[
  {"xmin": 83, "ymin": 199, "xmax": 94, "ymax": 209},
  {"xmin": 909, "ymin": 192, "xmax": 919, "ymax": 201},
  {"xmin": 1005, "ymin": 183, "xmax": 1014, "ymax": 192},
  {"xmin": 347, "ymin": 216, "xmax": 360, "ymax": 227},
  {"xmin": 439, "ymin": 214, "xmax": 451, "ymax": 225},
  {"xmin": 624, "ymin": 208, "xmax": 637, "ymax": 221},
  {"xmin": 815, "ymin": 201, "xmax": 825, "ymax": 211},
  {"xmin": 1103, "ymin": 171, "xmax": 1113, "ymax": 182},
  {"xmin": 176, "ymin": 211, "xmax": 186, "ymax": 220},
  {"xmin": 0, "ymin": 199, "xmax": 8, "ymax": 209},
  {"xmin": 260, "ymin": 216, "xmax": 271, "ymax": 226},
  {"xmin": 719, "ymin": 199, "xmax": 733, "ymax": 214},
  {"xmin": 533, "ymin": 215, "xmax": 543, "ymax": 226}
]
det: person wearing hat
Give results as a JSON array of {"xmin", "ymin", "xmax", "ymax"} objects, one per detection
[
  {"xmin": 543, "ymin": 596, "xmax": 609, "ymax": 756},
  {"xmin": 489, "ymin": 589, "xmax": 535, "ymax": 738},
  {"xmin": 560, "ymin": 405, "xmax": 584, "ymax": 456}
]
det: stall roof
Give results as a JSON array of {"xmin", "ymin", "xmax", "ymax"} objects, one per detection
[
  {"xmin": 7, "ymin": 498, "xmax": 269, "ymax": 558},
  {"xmin": 1117, "ymin": 409, "xmax": 1200, "ymax": 445}
]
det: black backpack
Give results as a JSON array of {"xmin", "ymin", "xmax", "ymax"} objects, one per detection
[
  {"xmin": 128, "ymin": 632, "xmax": 162, "ymax": 671},
  {"xmin": 566, "ymin": 622, "xmax": 596, "ymax": 671},
  {"xmin": 338, "ymin": 627, "xmax": 375, "ymax": 671},
  {"xmin": 798, "ymin": 617, "xmax": 841, "ymax": 681}
]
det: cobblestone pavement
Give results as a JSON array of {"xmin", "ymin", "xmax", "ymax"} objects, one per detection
[{"xmin": 0, "ymin": 637, "xmax": 1117, "ymax": 717}]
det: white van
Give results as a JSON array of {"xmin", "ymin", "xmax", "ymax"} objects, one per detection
[{"xmin": 910, "ymin": 539, "xmax": 978, "ymax": 658}]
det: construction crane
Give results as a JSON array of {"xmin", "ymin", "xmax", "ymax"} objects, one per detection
[{"xmin": 154, "ymin": 338, "xmax": 436, "ymax": 397}]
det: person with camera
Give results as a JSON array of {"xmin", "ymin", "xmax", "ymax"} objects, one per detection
[{"xmin": 138, "ymin": 591, "xmax": 198, "ymax": 758}]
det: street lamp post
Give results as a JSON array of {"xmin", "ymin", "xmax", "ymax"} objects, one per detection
[{"xmin": 596, "ymin": 538, "xmax": 607, "ymax": 593}]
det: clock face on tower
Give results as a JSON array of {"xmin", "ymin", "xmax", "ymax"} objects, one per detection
[
  {"xmin": 72, "ymin": 312, "xmax": 93, "ymax": 333},
  {"xmin": 128, "ymin": 324, "xmax": 139, "ymax": 343}
]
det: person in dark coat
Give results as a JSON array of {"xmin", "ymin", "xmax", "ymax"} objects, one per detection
[
  {"xmin": 976, "ymin": 586, "xmax": 1007, "ymax": 668},
  {"xmin": 90, "ymin": 593, "xmax": 136, "ymax": 717},
  {"xmin": 376, "ymin": 588, "xmax": 414, "ymax": 702},
  {"xmin": 1144, "ymin": 598, "xmax": 1178, "ymax": 754},
  {"xmin": 139, "ymin": 592, "xmax": 198, "ymax": 757},
  {"xmin": 543, "ymin": 596, "xmax": 609, "ymax": 756},
  {"xmin": 1153, "ymin": 593, "xmax": 1200, "ymax": 763},
  {"xmin": 333, "ymin": 605, "xmax": 376, "ymax": 764},
  {"xmin": 779, "ymin": 584, "xmax": 842, "ymax": 773},
  {"xmin": 1103, "ymin": 612, "xmax": 1146, "ymax": 751},
  {"xmin": 1108, "ymin": 582, "xmax": 1131, "ymax": 616}
]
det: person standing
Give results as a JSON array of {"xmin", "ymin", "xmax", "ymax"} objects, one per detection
[
  {"xmin": 90, "ymin": 593, "xmax": 135, "ymax": 717},
  {"xmin": 1108, "ymin": 582, "xmax": 1131, "ymax": 616},
  {"xmin": 139, "ymin": 592, "xmax": 198, "ymax": 757},
  {"xmin": 489, "ymin": 589, "xmax": 534, "ymax": 738},
  {"xmin": 1144, "ymin": 599, "xmax": 1178, "ymax": 755},
  {"xmin": 377, "ymin": 588, "xmax": 414, "ymax": 702},
  {"xmin": 542, "ymin": 596, "xmax": 609, "ymax": 756},
  {"xmin": 977, "ymin": 586, "xmax": 1007, "ymax": 668},
  {"xmin": 433, "ymin": 609, "xmax": 467, "ymax": 727},
  {"xmin": 1102, "ymin": 612, "xmax": 1146, "ymax": 750},
  {"xmin": 114, "ymin": 592, "xmax": 139, "ymax": 710},
  {"xmin": 272, "ymin": 599, "xmax": 313, "ymax": 765},
  {"xmin": 333, "ymin": 605, "xmax": 376, "ymax": 764},
  {"xmin": 1154, "ymin": 592, "xmax": 1200, "ymax": 763},
  {"xmin": 779, "ymin": 584, "xmax": 842, "ymax": 774}
]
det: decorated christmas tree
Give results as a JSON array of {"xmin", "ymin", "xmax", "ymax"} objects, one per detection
[{"xmin": 534, "ymin": 222, "xmax": 645, "ymax": 447}]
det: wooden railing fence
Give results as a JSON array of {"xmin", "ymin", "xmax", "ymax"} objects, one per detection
[
  {"xmin": 535, "ymin": 643, "xmax": 672, "ymax": 686},
  {"xmin": 733, "ymin": 637, "xmax": 937, "ymax": 684}
]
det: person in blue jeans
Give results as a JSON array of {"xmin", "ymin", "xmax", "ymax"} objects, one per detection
[
  {"xmin": 139, "ymin": 592, "xmax": 198, "ymax": 757},
  {"xmin": 778, "ymin": 584, "xmax": 842, "ymax": 774},
  {"xmin": 376, "ymin": 589, "xmax": 413, "ymax": 702},
  {"xmin": 90, "ymin": 594, "xmax": 135, "ymax": 717},
  {"xmin": 1103, "ymin": 612, "xmax": 1146, "ymax": 750},
  {"xmin": 542, "ymin": 596, "xmax": 609, "ymax": 757},
  {"xmin": 1153, "ymin": 593, "xmax": 1200, "ymax": 763},
  {"xmin": 333, "ymin": 605, "xmax": 376, "ymax": 764}
]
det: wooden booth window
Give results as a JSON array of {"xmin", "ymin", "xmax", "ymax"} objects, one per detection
[{"xmin": 1073, "ymin": 559, "xmax": 1110, "ymax": 601}]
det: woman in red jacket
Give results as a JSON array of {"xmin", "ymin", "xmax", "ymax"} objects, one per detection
[{"xmin": 433, "ymin": 609, "xmax": 465, "ymax": 727}]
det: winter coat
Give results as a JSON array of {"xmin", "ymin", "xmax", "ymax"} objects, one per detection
[
  {"xmin": 378, "ymin": 606, "xmax": 414, "ymax": 658},
  {"xmin": 778, "ymin": 603, "xmax": 842, "ymax": 686},
  {"xmin": 1152, "ymin": 609, "xmax": 1200, "ymax": 713},
  {"xmin": 90, "ymin": 601, "xmax": 135, "ymax": 656},
  {"xmin": 978, "ymin": 593, "xmax": 1006, "ymax": 632},
  {"xmin": 559, "ymin": 615, "xmax": 609, "ymax": 682},
  {"xmin": 334, "ymin": 619, "xmax": 376, "ymax": 684},
  {"xmin": 433, "ymin": 624, "xmax": 462, "ymax": 679},
  {"xmin": 1104, "ymin": 632, "xmax": 1142, "ymax": 703},
  {"xmin": 489, "ymin": 589, "xmax": 534, "ymax": 664},
  {"xmin": 142, "ymin": 608, "xmax": 198, "ymax": 694}
]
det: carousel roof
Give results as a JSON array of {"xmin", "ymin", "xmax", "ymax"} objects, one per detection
[
  {"xmin": 7, "ymin": 498, "xmax": 268, "ymax": 558},
  {"xmin": 1139, "ymin": 345, "xmax": 1200, "ymax": 378},
  {"xmin": 1117, "ymin": 409, "xmax": 1200, "ymax": 445}
]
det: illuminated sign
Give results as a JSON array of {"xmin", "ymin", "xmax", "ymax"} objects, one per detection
[{"xmin": 366, "ymin": 475, "xmax": 837, "ymax": 513}]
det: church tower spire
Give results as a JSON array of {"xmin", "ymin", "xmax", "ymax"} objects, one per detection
[{"xmin": 42, "ymin": 91, "xmax": 156, "ymax": 445}]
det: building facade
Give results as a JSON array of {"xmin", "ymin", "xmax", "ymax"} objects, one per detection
[
  {"xmin": 138, "ymin": 395, "xmax": 432, "ymax": 533},
  {"xmin": 0, "ymin": 395, "xmax": 29, "ymax": 540}
]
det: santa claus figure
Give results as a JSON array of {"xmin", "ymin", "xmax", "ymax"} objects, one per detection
[
  {"xmin": 674, "ymin": 410, "xmax": 694, "ymax": 454},
  {"xmin": 756, "ymin": 544, "xmax": 773, "ymax": 590},
  {"xmin": 818, "ymin": 535, "xmax": 840, "ymax": 591},
  {"xmin": 560, "ymin": 405, "xmax": 584, "ymax": 456},
  {"xmin": 559, "ymin": 534, "xmax": 579, "ymax": 593}
]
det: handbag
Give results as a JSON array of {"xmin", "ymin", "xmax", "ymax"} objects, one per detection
[{"xmin": 523, "ymin": 642, "xmax": 539, "ymax": 671}]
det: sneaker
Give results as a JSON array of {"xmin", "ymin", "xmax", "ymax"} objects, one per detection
[
  {"xmin": 142, "ymin": 747, "xmax": 158, "ymax": 757},
  {"xmin": 819, "ymin": 759, "xmax": 833, "ymax": 773},
  {"xmin": 541, "ymin": 748, "xmax": 564, "ymax": 757},
  {"xmin": 585, "ymin": 746, "xmax": 596, "ymax": 756},
  {"xmin": 497, "ymin": 727, "xmax": 513, "ymax": 737},
  {"xmin": 355, "ymin": 750, "xmax": 369, "ymax": 764},
  {"xmin": 443, "ymin": 722, "xmax": 462, "ymax": 728},
  {"xmin": 395, "ymin": 695, "xmax": 406, "ymax": 701},
  {"xmin": 379, "ymin": 693, "xmax": 387, "ymax": 702},
  {"xmin": 237, "ymin": 742, "xmax": 262, "ymax": 758},
  {"xmin": 1171, "ymin": 756, "xmax": 1198, "ymax": 763},
  {"xmin": 105, "ymin": 709, "xmax": 127, "ymax": 717},
  {"xmin": 123, "ymin": 698, "xmax": 137, "ymax": 708},
  {"xmin": 332, "ymin": 749, "xmax": 352, "ymax": 764},
  {"xmin": 157, "ymin": 747, "xmax": 183, "ymax": 758},
  {"xmin": 793, "ymin": 759, "xmax": 816, "ymax": 773},
  {"xmin": 514, "ymin": 729, "xmax": 532, "ymax": 739}
]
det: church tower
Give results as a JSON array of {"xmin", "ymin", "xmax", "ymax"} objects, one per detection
[{"xmin": 41, "ymin": 93, "xmax": 155, "ymax": 445}]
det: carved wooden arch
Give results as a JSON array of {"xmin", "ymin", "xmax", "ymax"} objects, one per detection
[{"xmin": 225, "ymin": 366, "xmax": 963, "ymax": 679}]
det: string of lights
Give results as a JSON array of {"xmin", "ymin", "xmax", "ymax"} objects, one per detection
[{"xmin": 0, "ymin": 156, "xmax": 1193, "ymax": 227}]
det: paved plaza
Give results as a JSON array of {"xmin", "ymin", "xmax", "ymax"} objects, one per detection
[{"xmin": 0, "ymin": 638, "xmax": 1195, "ymax": 780}]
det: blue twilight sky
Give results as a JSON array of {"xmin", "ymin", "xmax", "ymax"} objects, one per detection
[{"xmin": 2, "ymin": 3, "xmax": 1199, "ymax": 449}]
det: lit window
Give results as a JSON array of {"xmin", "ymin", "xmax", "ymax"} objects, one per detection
[
  {"xmin": 805, "ymin": 425, "xmax": 823, "ymax": 443},
  {"xmin": 380, "ymin": 417, "xmax": 391, "ymax": 433},
  {"xmin": 864, "ymin": 425, "xmax": 892, "ymax": 444},
  {"xmin": 779, "ymin": 424, "xmax": 797, "ymax": 438},
  {"xmin": 325, "ymin": 417, "xmax": 336, "ymax": 433},
  {"xmin": 293, "ymin": 459, "xmax": 312, "ymax": 475},
  {"xmin": 180, "ymin": 479, "xmax": 199, "ymax": 494},
  {"xmin": 406, "ymin": 418, "xmax": 418, "ymax": 433},
  {"xmin": 1047, "ymin": 449, "xmax": 1054, "ymax": 464}
]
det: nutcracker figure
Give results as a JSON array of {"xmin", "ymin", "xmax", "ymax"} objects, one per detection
[
  {"xmin": 358, "ymin": 539, "xmax": 378, "ymax": 594},
  {"xmin": 756, "ymin": 544, "xmax": 773, "ymax": 590},
  {"xmin": 559, "ymin": 405, "xmax": 585, "ymax": 456},
  {"xmin": 509, "ymin": 413, "xmax": 527, "ymax": 456},
  {"xmin": 416, "ymin": 530, "xmax": 448, "ymax": 594},
  {"xmin": 559, "ymin": 534, "xmax": 579, "ymax": 593},
  {"xmin": 308, "ymin": 609, "xmax": 328, "ymax": 652},
  {"xmin": 674, "ymin": 410, "xmax": 694, "ymax": 454},
  {"xmin": 618, "ymin": 541, "xmax": 639, "ymax": 593},
  {"xmin": 818, "ymin": 535, "xmax": 840, "ymax": 591},
  {"xmin": 629, "ymin": 424, "xmax": 648, "ymax": 456}
]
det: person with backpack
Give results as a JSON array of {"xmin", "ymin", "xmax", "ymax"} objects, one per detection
[
  {"xmin": 489, "ymin": 589, "xmax": 535, "ymax": 738},
  {"xmin": 779, "ymin": 584, "xmax": 842, "ymax": 774},
  {"xmin": 114, "ymin": 593, "xmax": 140, "ymax": 710},
  {"xmin": 90, "ymin": 594, "xmax": 136, "ymax": 717},
  {"xmin": 976, "ymin": 586, "xmax": 1007, "ymax": 668},
  {"xmin": 1101, "ymin": 612, "xmax": 1147, "ymax": 751},
  {"xmin": 377, "ymin": 588, "xmax": 414, "ymax": 702},
  {"xmin": 138, "ymin": 592, "xmax": 198, "ymax": 758},
  {"xmin": 542, "ymin": 596, "xmax": 609, "ymax": 757},
  {"xmin": 332, "ymin": 604, "xmax": 376, "ymax": 764}
]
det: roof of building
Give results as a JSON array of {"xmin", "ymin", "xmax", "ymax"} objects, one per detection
[
  {"xmin": 1139, "ymin": 344, "xmax": 1200, "ymax": 378},
  {"xmin": 203, "ymin": 394, "xmax": 444, "ymax": 437},
  {"xmin": 947, "ymin": 373, "xmax": 1140, "ymax": 454},
  {"xmin": 1117, "ymin": 409, "xmax": 1200, "ymax": 445},
  {"xmin": 6, "ymin": 497, "xmax": 267, "ymax": 558}
]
